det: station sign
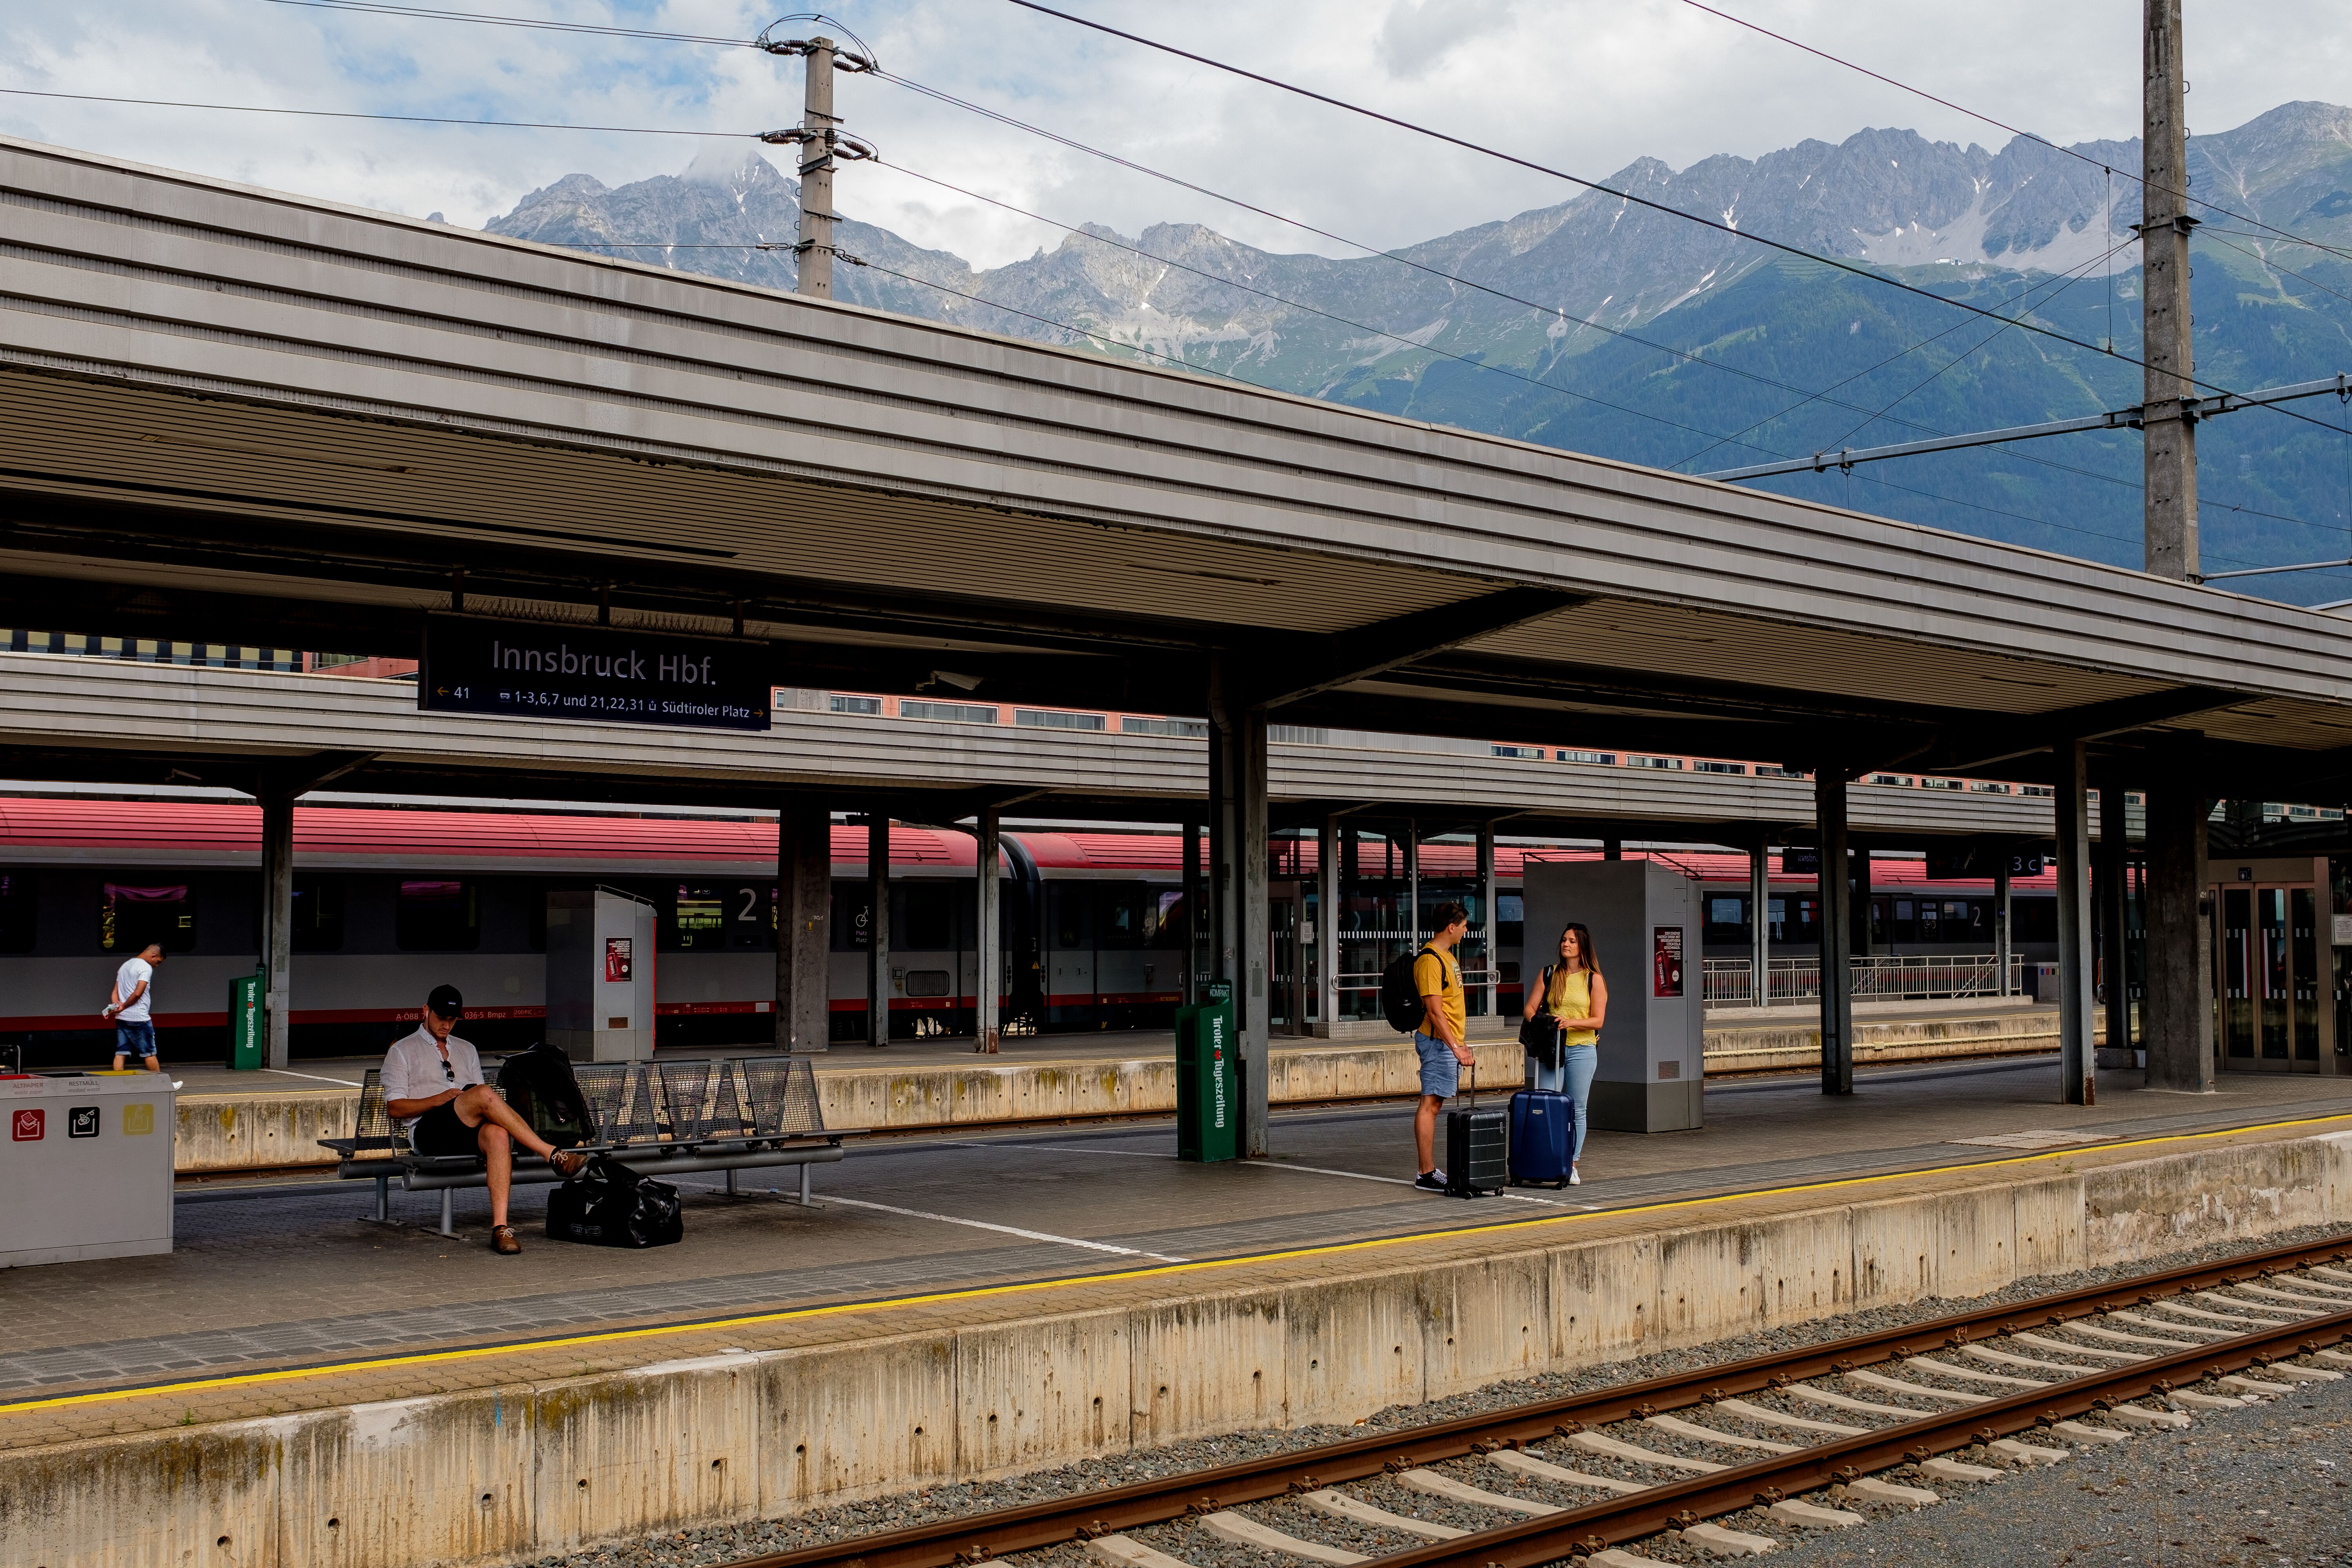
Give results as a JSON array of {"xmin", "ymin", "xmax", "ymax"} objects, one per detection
[
  {"xmin": 419, "ymin": 615, "xmax": 769, "ymax": 731},
  {"xmin": 1924, "ymin": 846, "xmax": 2046, "ymax": 880}
]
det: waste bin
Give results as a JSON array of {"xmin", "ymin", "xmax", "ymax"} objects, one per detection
[
  {"xmin": 1175, "ymin": 982, "xmax": 1237, "ymax": 1163},
  {"xmin": 226, "ymin": 972, "xmax": 263, "ymax": 1070}
]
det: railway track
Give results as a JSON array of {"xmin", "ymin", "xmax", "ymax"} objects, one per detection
[{"xmin": 715, "ymin": 1235, "xmax": 2352, "ymax": 1568}]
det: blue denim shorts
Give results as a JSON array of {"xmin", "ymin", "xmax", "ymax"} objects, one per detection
[
  {"xmin": 114, "ymin": 1019, "xmax": 158, "ymax": 1059},
  {"xmin": 1413, "ymin": 1031, "xmax": 1459, "ymax": 1098}
]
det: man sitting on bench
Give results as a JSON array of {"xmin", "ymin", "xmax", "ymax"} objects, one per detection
[{"xmin": 383, "ymin": 984, "xmax": 587, "ymax": 1255}]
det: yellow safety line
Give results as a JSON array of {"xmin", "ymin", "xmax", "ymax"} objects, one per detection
[{"xmin": 9, "ymin": 1107, "xmax": 2350, "ymax": 1419}]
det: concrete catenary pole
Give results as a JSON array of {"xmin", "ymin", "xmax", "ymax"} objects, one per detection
[
  {"xmin": 796, "ymin": 36, "xmax": 839, "ymax": 299},
  {"xmin": 2142, "ymin": 0, "xmax": 2197, "ymax": 577}
]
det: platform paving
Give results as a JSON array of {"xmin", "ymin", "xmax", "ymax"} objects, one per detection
[{"xmin": 3, "ymin": 1055, "xmax": 2343, "ymax": 1412}]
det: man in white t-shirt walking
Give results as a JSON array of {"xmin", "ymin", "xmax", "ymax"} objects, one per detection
[
  {"xmin": 102, "ymin": 942, "xmax": 165, "ymax": 1072},
  {"xmin": 382, "ymin": 984, "xmax": 588, "ymax": 1255}
]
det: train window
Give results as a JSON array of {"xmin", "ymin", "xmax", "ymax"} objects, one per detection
[
  {"xmin": 2013, "ymin": 898, "xmax": 2057, "ymax": 943},
  {"xmin": 671, "ymin": 885, "xmax": 728, "ymax": 951},
  {"xmin": 1154, "ymin": 890, "xmax": 1185, "ymax": 949},
  {"xmin": 731, "ymin": 884, "xmax": 773, "ymax": 949},
  {"xmin": 1495, "ymin": 892, "xmax": 1523, "ymax": 950},
  {"xmin": 0, "ymin": 870, "xmax": 33, "ymax": 953},
  {"xmin": 290, "ymin": 876, "xmax": 345, "ymax": 953},
  {"xmin": 396, "ymin": 879, "xmax": 479, "ymax": 951},
  {"xmin": 904, "ymin": 969, "xmax": 951, "ymax": 997},
  {"xmin": 1703, "ymin": 895, "xmax": 1748, "ymax": 943},
  {"xmin": 1892, "ymin": 899, "xmax": 1916, "ymax": 943},
  {"xmin": 898, "ymin": 883, "xmax": 954, "ymax": 951},
  {"xmin": 101, "ymin": 883, "xmax": 196, "ymax": 953},
  {"xmin": 1050, "ymin": 884, "xmax": 1088, "ymax": 948}
]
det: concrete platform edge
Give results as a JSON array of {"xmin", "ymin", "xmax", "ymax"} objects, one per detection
[{"xmin": 10, "ymin": 1122, "xmax": 2348, "ymax": 1568}]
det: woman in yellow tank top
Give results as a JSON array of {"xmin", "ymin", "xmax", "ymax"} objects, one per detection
[{"xmin": 1520, "ymin": 922, "xmax": 1606, "ymax": 1183}]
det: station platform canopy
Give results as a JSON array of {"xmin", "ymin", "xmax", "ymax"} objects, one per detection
[{"xmin": 4, "ymin": 134, "xmax": 2350, "ymax": 801}]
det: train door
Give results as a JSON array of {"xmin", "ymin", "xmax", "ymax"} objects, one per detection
[
  {"xmin": 1267, "ymin": 881, "xmax": 1304, "ymax": 1036},
  {"xmin": 1046, "ymin": 882, "xmax": 1096, "ymax": 1029},
  {"xmin": 2220, "ymin": 882, "xmax": 2321, "ymax": 1071}
]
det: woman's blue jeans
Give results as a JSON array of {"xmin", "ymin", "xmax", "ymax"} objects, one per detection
[{"xmin": 1524, "ymin": 1044, "xmax": 1599, "ymax": 1161}]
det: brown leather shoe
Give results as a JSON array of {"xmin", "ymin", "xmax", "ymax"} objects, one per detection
[
  {"xmin": 490, "ymin": 1223, "xmax": 522, "ymax": 1256},
  {"xmin": 549, "ymin": 1149, "xmax": 590, "ymax": 1180}
]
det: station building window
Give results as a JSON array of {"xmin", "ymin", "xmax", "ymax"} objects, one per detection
[
  {"xmin": 829, "ymin": 694, "xmax": 884, "ymax": 715},
  {"xmin": 1628, "ymin": 755, "xmax": 1684, "ymax": 771},
  {"xmin": 1122, "ymin": 715, "xmax": 1207, "ymax": 738},
  {"xmin": 1556, "ymin": 750, "xmax": 1615, "ymax": 766},
  {"xmin": 1017, "ymin": 709, "xmax": 1105, "ymax": 731},
  {"xmin": 290, "ymin": 875, "xmax": 345, "ymax": 952},
  {"xmin": 1693, "ymin": 760, "xmax": 1746, "ymax": 775},
  {"xmin": 903, "ymin": 701, "xmax": 998, "ymax": 724},
  {"xmin": 0, "ymin": 869, "xmax": 34, "ymax": 953},
  {"xmin": 1267, "ymin": 725, "xmax": 1328, "ymax": 744},
  {"xmin": 396, "ymin": 879, "xmax": 479, "ymax": 951},
  {"xmin": 1491, "ymin": 744, "xmax": 1544, "ymax": 760},
  {"xmin": 1869, "ymin": 774, "xmax": 1915, "ymax": 787},
  {"xmin": 101, "ymin": 883, "xmax": 196, "ymax": 953},
  {"xmin": 1755, "ymin": 765, "xmax": 1807, "ymax": 779}
]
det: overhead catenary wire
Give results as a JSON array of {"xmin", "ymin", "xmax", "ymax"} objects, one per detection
[
  {"xmin": 1674, "ymin": 0, "xmax": 2352, "ymax": 265},
  {"xmin": 995, "ymin": 0, "xmax": 2352, "ymax": 448},
  {"xmin": 0, "ymin": 85, "xmax": 739, "ymax": 137}
]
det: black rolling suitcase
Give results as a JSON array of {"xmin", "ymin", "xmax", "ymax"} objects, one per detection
[{"xmin": 1445, "ymin": 1063, "xmax": 1507, "ymax": 1198}]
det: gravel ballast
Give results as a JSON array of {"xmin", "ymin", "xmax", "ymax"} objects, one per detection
[{"xmin": 535, "ymin": 1222, "xmax": 2352, "ymax": 1568}]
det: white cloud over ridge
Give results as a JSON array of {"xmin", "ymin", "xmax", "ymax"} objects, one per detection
[{"xmin": 4, "ymin": 1, "xmax": 2350, "ymax": 269}]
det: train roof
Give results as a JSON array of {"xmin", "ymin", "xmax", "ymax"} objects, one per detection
[{"xmin": 0, "ymin": 798, "xmax": 2060, "ymax": 891}]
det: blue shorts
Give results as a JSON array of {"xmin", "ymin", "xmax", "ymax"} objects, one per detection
[
  {"xmin": 1413, "ymin": 1031, "xmax": 1459, "ymax": 1098},
  {"xmin": 114, "ymin": 1019, "xmax": 157, "ymax": 1060}
]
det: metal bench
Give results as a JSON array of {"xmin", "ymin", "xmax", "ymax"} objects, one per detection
[{"xmin": 319, "ymin": 1055, "xmax": 858, "ymax": 1236}]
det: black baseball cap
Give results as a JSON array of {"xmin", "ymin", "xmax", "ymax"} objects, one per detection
[{"xmin": 425, "ymin": 984, "xmax": 464, "ymax": 1020}]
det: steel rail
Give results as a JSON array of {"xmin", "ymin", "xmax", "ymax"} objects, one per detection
[{"xmin": 709, "ymin": 1234, "xmax": 2352, "ymax": 1568}]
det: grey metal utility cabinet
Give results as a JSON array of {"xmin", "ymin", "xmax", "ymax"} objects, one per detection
[
  {"xmin": 547, "ymin": 887, "xmax": 658, "ymax": 1062},
  {"xmin": 1521, "ymin": 859, "xmax": 1703, "ymax": 1132}
]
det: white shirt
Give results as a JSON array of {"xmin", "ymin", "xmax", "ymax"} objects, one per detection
[
  {"xmin": 113, "ymin": 957, "xmax": 154, "ymax": 1023},
  {"xmin": 381, "ymin": 1026, "xmax": 484, "ymax": 1130}
]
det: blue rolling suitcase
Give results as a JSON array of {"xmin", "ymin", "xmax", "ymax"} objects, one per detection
[{"xmin": 1508, "ymin": 1089, "xmax": 1575, "ymax": 1189}]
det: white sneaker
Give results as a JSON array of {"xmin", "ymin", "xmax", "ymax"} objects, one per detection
[{"xmin": 1568, "ymin": 1165, "xmax": 1581, "ymax": 1186}]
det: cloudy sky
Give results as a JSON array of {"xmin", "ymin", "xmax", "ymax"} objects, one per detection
[{"xmin": 4, "ymin": 2, "xmax": 2348, "ymax": 267}]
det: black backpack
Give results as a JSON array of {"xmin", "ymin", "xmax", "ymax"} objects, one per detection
[
  {"xmin": 1381, "ymin": 944, "xmax": 1446, "ymax": 1033},
  {"xmin": 496, "ymin": 1041, "xmax": 593, "ymax": 1150},
  {"xmin": 545, "ymin": 1156, "xmax": 682, "ymax": 1249}
]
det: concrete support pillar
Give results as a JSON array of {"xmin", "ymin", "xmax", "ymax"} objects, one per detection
[
  {"xmin": 2143, "ymin": 779, "xmax": 2215, "ymax": 1091},
  {"xmin": 776, "ymin": 803, "xmax": 832, "ymax": 1053},
  {"xmin": 1476, "ymin": 820, "xmax": 1497, "ymax": 1022},
  {"xmin": 1207, "ymin": 673, "xmax": 1233, "ymax": 990},
  {"xmin": 2097, "ymin": 780, "xmax": 2133, "ymax": 1064},
  {"xmin": 1318, "ymin": 814, "xmax": 1340, "ymax": 1032},
  {"xmin": 1236, "ymin": 706, "xmax": 1270, "ymax": 1157},
  {"xmin": 1817, "ymin": 775, "xmax": 1853, "ymax": 1095},
  {"xmin": 975, "ymin": 808, "xmax": 1002, "ymax": 1053},
  {"xmin": 260, "ymin": 792, "xmax": 294, "ymax": 1070},
  {"xmin": 1994, "ymin": 854, "xmax": 2013, "ymax": 998},
  {"xmin": 2054, "ymin": 741, "xmax": 2096, "ymax": 1104},
  {"xmin": 1749, "ymin": 839, "xmax": 1770, "ymax": 1009},
  {"xmin": 1182, "ymin": 816, "xmax": 1203, "ymax": 1004},
  {"xmin": 1405, "ymin": 820, "xmax": 1420, "ymax": 945},
  {"xmin": 866, "ymin": 815, "xmax": 891, "ymax": 1048}
]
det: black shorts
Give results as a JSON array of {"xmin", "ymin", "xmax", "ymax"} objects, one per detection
[{"xmin": 409, "ymin": 1102, "xmax": 483, "ymax": 1159}]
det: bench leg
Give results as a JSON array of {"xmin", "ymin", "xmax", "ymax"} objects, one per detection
[
  {"xmin": 726, "ymin": 1168, "xmax": 739, "ymax": 1198},
  {"xmin": 797, "ymin": 1163, "xmax": 813, "ymax": 1207},
  {"xmin": 440, "ymin": 1189, "xmax": 456, "ymax": 1238},
  {"xmin": 376, "ymin": 1173, "xmax": 390, "ymax": 1224}
]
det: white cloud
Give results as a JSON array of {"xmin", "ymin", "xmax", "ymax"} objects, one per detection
[{"xmin": 3, "ymin": 0, "xmax": 2348, "ymax": 268}]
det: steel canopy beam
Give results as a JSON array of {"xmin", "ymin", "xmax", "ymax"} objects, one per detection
[{"xmin": 1234, "ymin": 588, "xmax": 1585, "ymax": 711}]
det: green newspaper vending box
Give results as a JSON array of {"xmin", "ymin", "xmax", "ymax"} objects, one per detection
[
  {"xmin": 226, "ymin": 973, "xmax": 263, "ymax": 1070},
  {"xmin": 1176, "ymin": 981, "xmax": 1237, "ymax": 1163}
]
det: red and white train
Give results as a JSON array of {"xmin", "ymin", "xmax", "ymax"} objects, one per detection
[{"xmin": 0, "ymin": 797, "xmax": 2058, "ymax": 1063}]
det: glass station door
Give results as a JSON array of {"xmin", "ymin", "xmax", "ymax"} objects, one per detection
[{"xmin": 2220, "ymin": 884, "xmax": 2321, "ymax": 1071}]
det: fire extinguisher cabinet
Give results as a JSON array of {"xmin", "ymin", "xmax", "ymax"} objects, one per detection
[{"xmin": 547, "ymin": 887, "xmax": 658, "ymax": 1062}]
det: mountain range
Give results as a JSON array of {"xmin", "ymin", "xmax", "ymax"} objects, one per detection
[{"xmin": 484, "ymin": 102, "xmax": 2352, "ymax": 597}]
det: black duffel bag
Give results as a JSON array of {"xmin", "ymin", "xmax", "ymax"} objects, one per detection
[
  {"xmin": 545, "ymin": 1156, "xmax": 682, "ymax": 1249},
  {"xmin": 1518, "ymin": 964, "xmax": 1565, "ymax": 1070}
]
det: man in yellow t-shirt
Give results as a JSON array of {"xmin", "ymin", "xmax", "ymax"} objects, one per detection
[{"xmin": 1411, "ymin": 902, "xmax": 1474, "ymax": 1192}]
